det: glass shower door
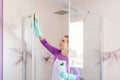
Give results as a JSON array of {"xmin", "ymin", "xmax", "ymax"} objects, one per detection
[
  {"xmin": 3, "ymin": 0, "xmax": 34, "ymax": 80},
  {"xmin": 69, "ymin": 3, "xmax": 102, "ymax": 80},
  {"xmin": 3, "ymin": 0, "xmax": 69, "ymax": 80},
  {"xmin": 84, "ymin": 14, "xmax": 102, "ymax": 80},
  {"xmin": 22, "ymin": 15, "xmax": 33, "ymax": 80}
]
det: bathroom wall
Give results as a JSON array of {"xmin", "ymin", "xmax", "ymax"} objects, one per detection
[
  {"xmin": 72, "ymin": 0, "xmax": 120, "ymax": 80},
  {"xmin": 62, "ymin": 14, "xmax": 69, "ymax": 35},
  {"xmin": 0, "ymin": 0, "xmax": 3, "ymax": 80}
]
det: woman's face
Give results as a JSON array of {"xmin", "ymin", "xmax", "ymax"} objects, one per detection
[{"xmin": 59, "ymin": 36, "xmax": 68, "ymax": 50}]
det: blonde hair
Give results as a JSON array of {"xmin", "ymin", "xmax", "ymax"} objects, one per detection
[{"xmin": 64, "ymin": 35, "xmax": 69, "ymax": 43}]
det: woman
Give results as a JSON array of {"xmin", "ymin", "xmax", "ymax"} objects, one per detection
[{"xmin": 34, "ymin": 15, "xmax": 76, "ymax": 80}]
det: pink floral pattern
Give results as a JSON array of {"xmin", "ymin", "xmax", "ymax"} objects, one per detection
[{"xmin": 11, "ymin": 48, "xmax": 32, "ymax": 65}]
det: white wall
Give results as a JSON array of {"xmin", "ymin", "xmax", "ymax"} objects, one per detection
[
  {"xmin": 62, "ymin": 14, "xmax": 69, "ymax": 35},
  {"xmin": 72, "ymin": 0, "xmax": 120, "ymax": 80}
]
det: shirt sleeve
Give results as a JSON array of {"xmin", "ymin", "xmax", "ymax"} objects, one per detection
[{"xmin": 40, "ymin": 39, "xmax": 60, "ymax": 56}]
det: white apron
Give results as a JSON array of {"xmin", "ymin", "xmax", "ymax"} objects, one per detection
[{"xmin": 51, "ymin": 57, "xmax": 66, "ymax": 80}]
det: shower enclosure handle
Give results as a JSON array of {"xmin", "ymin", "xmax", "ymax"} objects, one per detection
[{"xmin": 22, "ymin": 16, "xmax": 27, "ymax": 80}]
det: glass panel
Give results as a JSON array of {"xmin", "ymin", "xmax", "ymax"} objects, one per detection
[
  {"xmin": 69, "ymin": 21, "xmax": 83, "ymax": 80},
  {"xmin": 24, "ymin": 16, "xmax": 32, "ymax": 80},
  {"xmin": 70, "ymin": 2, "xmax": 102, "ymax": 80},
  {"xmin": 0, "ymin": 0, "xmax": 3, "ymax": 79},
  {"xmin": 84, "ymin": 14, "xmax": 101, "ymax": 80},
  {"xmin": 3, "ymin": 0, "xmax": 33, "ymax": 80},
  {"xmin": 3, "ymin": 0, "xmax": 70, "ymax": 80},
  {"xmin": 34, "ymin": 0, "xmax": 69, "ymax": 80}
]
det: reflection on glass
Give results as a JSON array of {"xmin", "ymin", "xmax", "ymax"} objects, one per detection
[
  {"xmin": 70, "ymin": 2, "xmax": 101, "ymax": 80},
  {"xmin": 69, "ymin": 21, "xmax": 84, "ymax": 80}
]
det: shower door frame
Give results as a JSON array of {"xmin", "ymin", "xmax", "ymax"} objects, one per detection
[{"xmin": 0, "ymin": 0, "xmax": 3, "ymax": 80}]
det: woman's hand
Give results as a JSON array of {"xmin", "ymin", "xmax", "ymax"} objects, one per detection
[
  {"xmin": 60, "ymin": 71, "xmax": 76, "ymax": 80},
  {"xmin": 34, "ymin": 15, "xmax": 43, "ymax": 37}
]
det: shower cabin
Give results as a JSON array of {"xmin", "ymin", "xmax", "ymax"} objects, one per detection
[
  {"xmin": 3, "ymin": 0, "xmax": 102, "ymax": 80},
  {"xmin": 3, "ymin": 0, "xmax": 69, "ymax": 80}
]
